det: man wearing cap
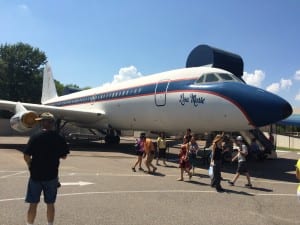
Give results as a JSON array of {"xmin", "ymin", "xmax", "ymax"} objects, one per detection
[{"xmin": 23, "ymin": 112, "xmax": 69, "ymax": 225}]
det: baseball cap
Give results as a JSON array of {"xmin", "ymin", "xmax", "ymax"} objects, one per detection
[
  {"xmin": 236, "ymin": 136, "xmax": 243, "ymax": 141},
  {"xmin": 35, "ymin": 112, "xmax": 55, "ymax": 121}
]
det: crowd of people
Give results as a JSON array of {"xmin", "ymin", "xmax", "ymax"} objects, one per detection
[
  {"xmin": 131, "ymin": 129, "xmax": 256, "ymax": 193},
  {"xmin": 22, "ymin": 112, "xmax": 299, "ymax": 225}
]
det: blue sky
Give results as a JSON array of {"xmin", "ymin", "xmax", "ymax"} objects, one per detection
[{"xmin": 1, "ymin": 0, "xmax": 300, "ymax": 107}]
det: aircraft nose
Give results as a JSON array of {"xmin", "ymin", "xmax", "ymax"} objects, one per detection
[{"xmin": 240, "ymin": 87, "xmax": 293, "ymax": 127}]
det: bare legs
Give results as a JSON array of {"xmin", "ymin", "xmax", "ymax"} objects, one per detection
[
  {"xmin": 27, "ymin": 203, "xmax": 55, "ymax": 224},
  {"xmin": 27, "ymin": 203, "xmax": 38, "ymax": 224},
  {"xmin": 47, "ymin": 203, "xmax": 55, "ymax": 224},
  {"xmin": 177, "ymin": 167, "xmax": 192, "ymax": 181}
]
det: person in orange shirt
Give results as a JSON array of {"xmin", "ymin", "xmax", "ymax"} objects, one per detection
[{"xmin": 143, "ymin": 135, "xmax": 157, "ymax": 174}]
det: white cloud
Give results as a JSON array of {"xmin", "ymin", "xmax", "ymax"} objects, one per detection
[
  {"xmin": 280, "ymin": 78, "xmax": 292, "ymax": 90},
  {"xmin": 242, "ymin": 70, "xmax": 265, "ymax": 87},
  {"xmin": 266, "ymin": 78, "xmax": 292, "ymax": 94},
  {"xmin": 266, "ymin": 83, "xmax": 280, "ymax": 93},
  {"xmin": 101, "ymin": 65, "xmax": 143, "ymax": 87},
  {"xmin": 294, "ymin": 70, "xmax": 300, "ymax": 80},
  {"xmin": 295, "ymin": 91, "xmax": 300, "ymax": 101},
  {"xmin": 112, "ymin": 65, "xmax": 142, "ymax": 84}
]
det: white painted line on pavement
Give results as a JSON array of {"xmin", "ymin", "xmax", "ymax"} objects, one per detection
[
  {"xmin": 0, "ymin": 197, "xmax": 24, "ymax": 202},
  {"xmin": 61, "ymin": 181, "xmax": 94, "ymax": 186},
  {"xmin": 52, "ymin": 190, "xmax": 300, "ymax": 198},
  {"xmin": 0, "ymin": 171, "xmax": 27, "ymax": 179},
  {"xmin": 0, "ymin": 190, "xmax": 297, "ymax": 203}
]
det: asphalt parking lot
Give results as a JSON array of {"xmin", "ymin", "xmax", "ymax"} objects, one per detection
[{"xmin": 0, "ymin": 136, "xmax": 299, "ymax": 225}]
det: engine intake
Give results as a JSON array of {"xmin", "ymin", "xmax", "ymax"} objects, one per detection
[{"xmin": 10, "ymin": 111, "xmax": 39, "ymax": 132}]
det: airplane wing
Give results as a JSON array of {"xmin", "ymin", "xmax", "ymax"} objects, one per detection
[
  {"xmin": 277, "ymin": 114, "xmax": 300, "ymax": 127},
  {"xmin": 0, "ymin": 100, "xmax": 105, "ymax": 124}
]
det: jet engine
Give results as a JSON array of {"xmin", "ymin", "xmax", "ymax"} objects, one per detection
[{"xmin": 10, "ymin": 111, "xmax": 39, "ymax": 132}]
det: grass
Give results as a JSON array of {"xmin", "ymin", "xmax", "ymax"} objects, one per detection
[{"xmin": 277, "ymin": 146, "xmax": 300, "ymax": 152}]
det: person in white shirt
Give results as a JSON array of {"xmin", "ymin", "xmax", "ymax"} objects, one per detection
[{"xmin": 228, "ymin": 136, "xmax": 252, "ymax": 188}]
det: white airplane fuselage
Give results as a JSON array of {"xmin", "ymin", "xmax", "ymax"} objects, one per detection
[{"xmin": 41, "ymin": 66, "xmax": 292, "ymax": 134}]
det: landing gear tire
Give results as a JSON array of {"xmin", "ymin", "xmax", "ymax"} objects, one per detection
[{"xmin": 104, "ymin": 135, "xmax": 120, "ymax": 144}]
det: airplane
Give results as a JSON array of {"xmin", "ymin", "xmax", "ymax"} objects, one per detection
[
  {"xmin": 277, "ymin": 114, "xmax": 300, "ymax": 127},
  {"xmin": 0, "ymin": 61, "xmax": 292, "ymax": 144}
]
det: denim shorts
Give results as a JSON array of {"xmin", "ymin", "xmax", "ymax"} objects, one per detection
[{"xmin": 25, "ymin": 177, "xmax": 58, "ymax": 204}]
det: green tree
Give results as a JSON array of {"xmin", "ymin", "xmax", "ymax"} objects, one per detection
[
  {"xmin": 0, "ymin": 42, "xmax": 47, "ymax": 103},
  {"xmin": 55, "ymin": 80, "xmax": 65, "ymax": 96},
  {"xmin": 0, "ymin": 43, "xmax": 47, "ymax": 118},
  {"xmin": 0, "ymin": 42, "xmax": 86, "ymax": 119}
]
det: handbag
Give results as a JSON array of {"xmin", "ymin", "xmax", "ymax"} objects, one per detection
[{"xmin": 208, "ymin": 166, "xmax": 214, "ymax": 179}]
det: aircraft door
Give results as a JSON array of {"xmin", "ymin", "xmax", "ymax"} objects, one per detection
[{"xmin": 155, "ymin": 79, "xmax": 170, "ymax": 106}]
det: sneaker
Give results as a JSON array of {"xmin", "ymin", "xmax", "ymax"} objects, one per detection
[
  {"xmin": 245, "ymin": 183, "xmax": 252, "ymax": 188},
  {"xmin": 216, "ymin": 187, "xmax": 225, "ymax": 192},
  {"xmin": 153, "ymin": 167, "xmax": 157, "ymax": 173},
  {"xmin": 228, "ymin": 181, "xmax": 234, "ymax": 186},
  {"xmin": 138, "ymin": 167, "xmax": 144, "ymax": 171},
  {"xmin": 131, "ymin": 167, "xmax": 136, "ymax": 172}
]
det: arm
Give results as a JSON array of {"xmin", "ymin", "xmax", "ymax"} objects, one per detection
[
  {"xmin": 210, "ymin": 144, "xmax": 215, "ymax": 165},
  {"xmin": 240, "ymin": 145, "xmax": 248, "ymax": 156},
  {"xmin": 185, "ymin": 143, "xmax": 190, "ymax": 159},
  {"xmin": 60, "ymin": 136, "xmax": 70, "ymax": 160},
  {"xmin": 232, "ymin": 154, "xmax": 238, "ymax": 162},
  {"xmin": 24, "ymin": 154, "xmax": 31, "ymax": 168},
  {"xmin": 296, "ymin": 167, "xmax": 300, "ymax": 180},
  {"xmin": 61, "ymin": 155, "xmax": 68, "ymax": 159}
]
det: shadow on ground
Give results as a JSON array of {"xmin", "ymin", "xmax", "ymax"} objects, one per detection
[
  {"xmin": 71, "ymin": 140, "xmax": 299, "ymax": 184},
  {"xmin": 1, "ymin": 138, "xmax": 298, "ymax": 184}
]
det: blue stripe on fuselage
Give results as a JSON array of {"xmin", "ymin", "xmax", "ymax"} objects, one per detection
[
  {"xmin": 47, "ymin": 79, "xmax": 194, "ymax": 107},
  {"xmin": 48, "ymin": 79, "xmax": 284, "ymax": 127}
]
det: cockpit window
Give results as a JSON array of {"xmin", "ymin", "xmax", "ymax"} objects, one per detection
[
  {"xmin": 195, "ymin": 72, "xmax": 240, "ymax": 84},
  {"xmin": 197, "ymin": 75, "xmax": 205, "ymax": 83},
  {"xmin": 205, "ymin": 73, "xmax": 219, "ymax": 82},
  {"xmin": 218, "ymin": 73, "xmax": 234, "ymax": 80}
]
